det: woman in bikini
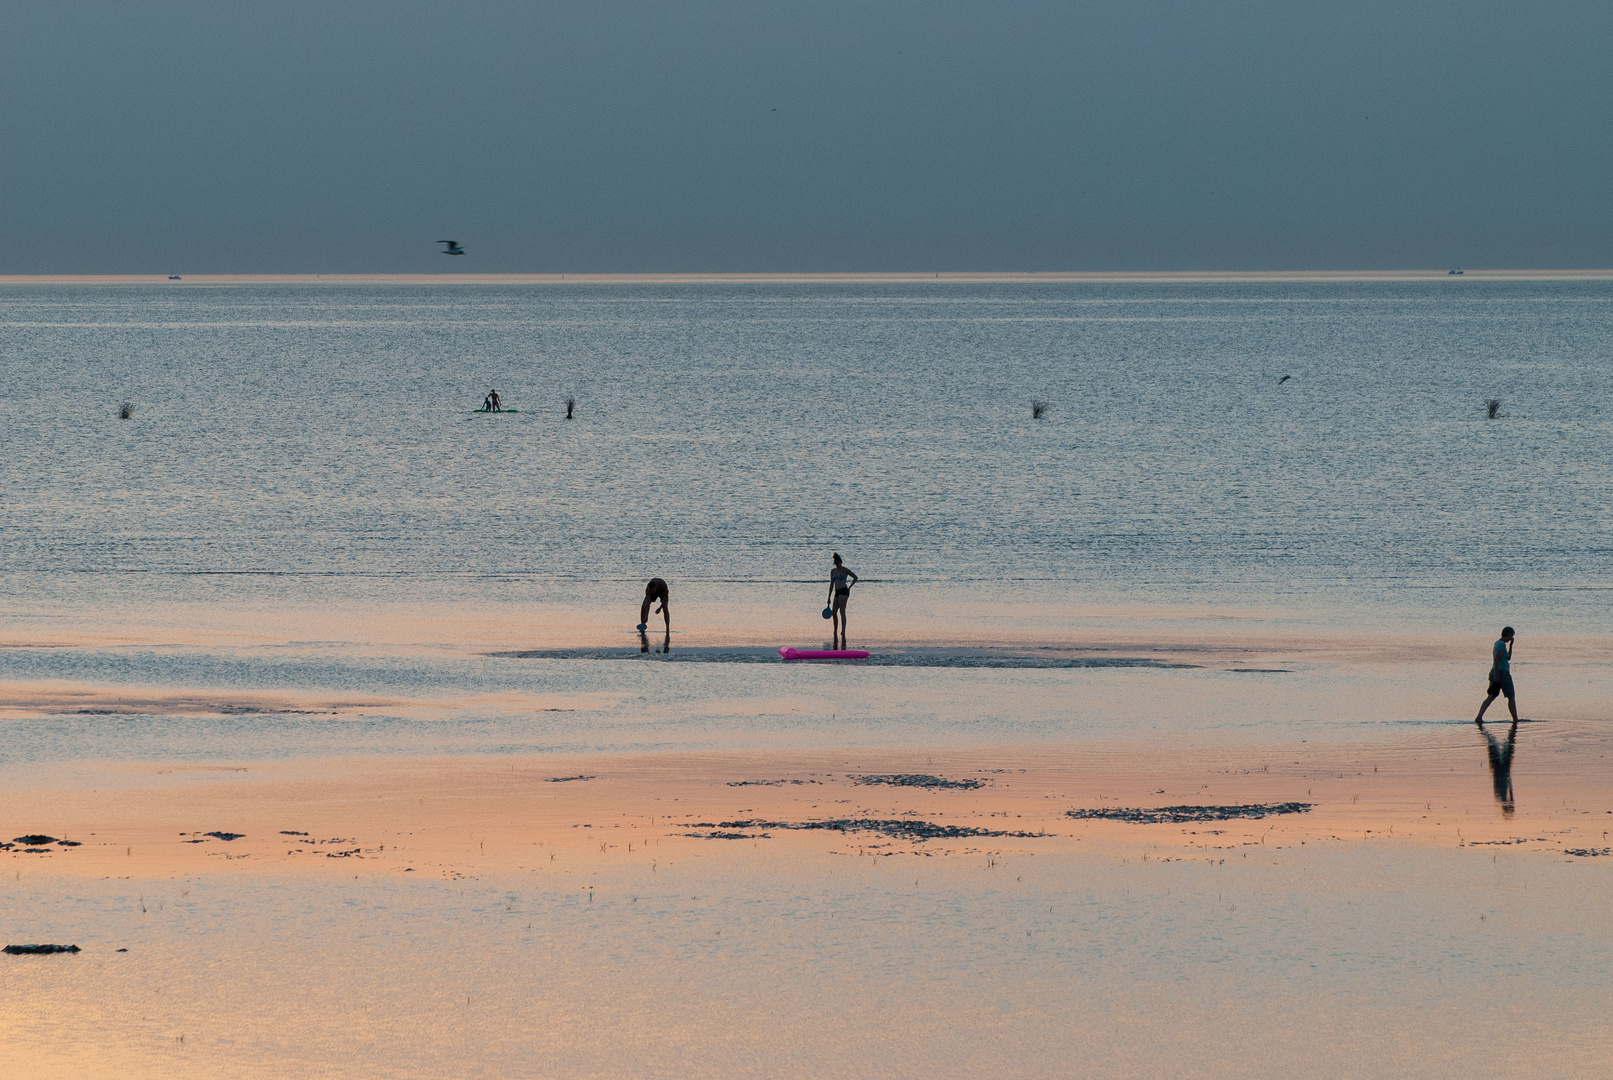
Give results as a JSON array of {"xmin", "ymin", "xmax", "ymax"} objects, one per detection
[{"xmin": 827, "ymin": 554, "xmax": 858, "ymax": 649}]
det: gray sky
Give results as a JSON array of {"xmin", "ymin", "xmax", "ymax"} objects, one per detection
[{"xmin": 3, "ymin": 1, "xmax": 1610, "ymax": 272}]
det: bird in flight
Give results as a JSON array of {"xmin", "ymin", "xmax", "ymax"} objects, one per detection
[{"xmin": 437, "ymin": 240, "xmax": 465, "ymax": 255}]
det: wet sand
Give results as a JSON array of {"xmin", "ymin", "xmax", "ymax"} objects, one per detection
[
  {"xmin": 4, "ymin": 727, "xmax": 1611, "ymax": 878},
  {"xmin": 3, "ymin": 730, "xmax": 1610, "ymax": 1079},
  {"xmin": 4, "ymin": 606, "xmax": 1610, "ymax": 1077}
]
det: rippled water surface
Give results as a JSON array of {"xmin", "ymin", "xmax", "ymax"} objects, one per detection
[
  {"xmin": 4, "ymin": 280, "xmax": 1609, "ymax": 597},
  {"xmin": 2, "ymin": 280, "xmax": 1610, "ymax": 759}
]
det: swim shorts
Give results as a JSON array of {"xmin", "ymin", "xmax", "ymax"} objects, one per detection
[{"xmin": 1488, "ymin": 671, "xmax": 1515, "ymax": 700}]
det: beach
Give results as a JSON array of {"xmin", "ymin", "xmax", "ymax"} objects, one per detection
[
  {"xmin": 3, "ymin": 278, "xmax": 1611, "ymax": 1076},
  {"xmin": 5, "ymin": 605, "xmax": 1611, "ymax": 1078}
]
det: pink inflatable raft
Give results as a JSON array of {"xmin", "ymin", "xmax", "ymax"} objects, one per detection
[{"xmin": 778, "ymin": 647, "xmax": 870, "ymax": 661}]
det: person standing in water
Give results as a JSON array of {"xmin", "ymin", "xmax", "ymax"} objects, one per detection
[
  {"xmin": 1475, "ymin": 626, "xmax": 1518, "ymax": 723},
  {"xmin": 827, "ymin": 553, "xmax": 858, "ymax": 649},
  {"xmin": 488, "ymin": 389, "xmax": 502, "ymax": 412},
  {"xmin": 640, "ymin": 577, "xmax": 670, "ymax": 633}
]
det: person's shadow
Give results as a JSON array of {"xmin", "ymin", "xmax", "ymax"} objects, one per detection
[
  {"xmin": 638, "ymin": 629, "xmax": 670, "ymax": 655},
  {"xmin": 1477, "ymin": 718, "xmax": 1519, "ymax": 817}
]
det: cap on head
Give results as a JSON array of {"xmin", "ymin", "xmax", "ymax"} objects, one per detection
[{"xmin": 1502, "ymin": 626, "xmax": 1515, "ymax": 638}]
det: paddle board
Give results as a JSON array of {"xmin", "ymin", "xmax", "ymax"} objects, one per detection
[
  {"xmin": 778, "ymin": 647, "xmax": 869, "ymax": 660},
  {"xmin": 472, "ymin": 408, "xmax": 519, "ymax": 413}
]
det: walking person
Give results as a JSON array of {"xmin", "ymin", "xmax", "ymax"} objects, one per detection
[
  {"xmin": 1474, "ymin": 626, "xmax": 1518, "ymax": 724},
  {"xmin": 827, "ymin": 553, "xmax": 858, "ymax": 649}
]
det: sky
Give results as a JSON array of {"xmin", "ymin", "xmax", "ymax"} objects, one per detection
[{"xmin": 2, "ymin": 1, "xmax": 1610, "ymax": 273}]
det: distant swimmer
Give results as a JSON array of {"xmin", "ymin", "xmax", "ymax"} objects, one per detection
[
  {"xmin": 437, "ymin": 240, "xmax": 465, "ymax": 255},
  {"xmin": 1474, "ymin": 626, "xmax": 1518, "ymax": 724},
  {"xmin": 640, "ymin": 577, "xmax": 670, "ymax": 632},
  {"xmin": 827, "ymin": 553, "xmax": 859, "ymax": 649}
]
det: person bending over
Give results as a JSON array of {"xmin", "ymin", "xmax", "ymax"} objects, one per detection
[{"xmin": 640, "ymin": 578, "xmax": 670, "ymax": 632}]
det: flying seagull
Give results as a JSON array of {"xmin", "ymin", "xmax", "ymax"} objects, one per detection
[{"xmin": 437, "ymin": 240, "xmax": 465, "ymax": 255}]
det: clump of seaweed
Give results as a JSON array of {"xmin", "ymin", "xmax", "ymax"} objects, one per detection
[
  {"xmin": 1486, "ymin": 398, "xmax": 1501, "ymax": 419},
  {"xmin": 683, "ymin": 818, "xmax": 1046, "ymax": 843},
  {"xmin": 1031, "ymin": 400, "xmax": 1047, "ymax": 419},
  {"xmin": 1066, "ymin": 803, "xmax": 1312, "ymax": 824},
  {"xmin": 850, "ymin": 774, "xmax": 984, "ymax": 790}
]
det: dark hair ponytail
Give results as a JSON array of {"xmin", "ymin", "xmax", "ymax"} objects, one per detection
[{"xmin": 832, "ymin": 552, "xmax": 842, "ymax": 564}]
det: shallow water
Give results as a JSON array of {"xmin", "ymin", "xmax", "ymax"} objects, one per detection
[
  {"xmin": 4, "ymin": 280, "xmax": 1611, "ymax": 597},
  {"xmin": 3, "ymin": 279, "xmax": 1611, "ymax": 753},
  {"xmin": 3, "ymin": 848, "xmax": 1608, "ymax": 1080}
]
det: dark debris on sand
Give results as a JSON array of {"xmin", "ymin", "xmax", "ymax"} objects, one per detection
[
  {"xmin": 726, "ymin": 779, "xmax": 820, "ymax": 787},
  {"xmin": 546, "ymin": 775, "xmax": 596, "ymax": 783},
  {"xmin": 3, "ymin": 836, "xmax": 79, "ymax": 852},
  {"xmin": 205, "ymin": 832, "xmax": 245, "ymax": 841},
  {"xmin": 683, "ymin": 831, "xmax": 770, "ymax": 840},
  {"xmin": 1564, "ymin": 847, "xmax": 1611, "ymax": 857},
  {"xmin": 683, "ymin": 818, "xmax": 1047, "ymax": 843},
  {"xmin": 851, "ymin": 774, "xmax": 985, "ymax": 790},
  {"xmin": 1067, "ymin": 803, "xmax": 1313, "ymax": 824},
  {"xmin": 5, "ymin": 944, "xmax": 80, "ymax": 955}
]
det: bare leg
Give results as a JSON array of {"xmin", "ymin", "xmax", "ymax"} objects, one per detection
[
  {"xmin": 640, "ymin": 596, "xmax": 652, "ymax": 627},
  {"xmin": 1505, "ymin": 693, "xmax": 1518, "ymax": 723},
  {"xmin": 659, "ymin": 602, "xmax": 670, "ymax": 633},
  {"xmin": 1475, "ymin": 690, "xmax": 1499, "ymax": 723}
]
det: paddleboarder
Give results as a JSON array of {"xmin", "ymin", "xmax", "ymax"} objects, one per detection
[
  {"xmin": 827, "ymin": 554, "xmax": 858, "ymax": 649},
  {"xmin": 640, "ymin": 577, "xmax": 670, "ymax": 633},
  {"xmin": 1474, "ymin": 626, "xmax": 1518, "ymax": 724}
]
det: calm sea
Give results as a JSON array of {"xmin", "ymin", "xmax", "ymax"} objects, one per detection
[{"xmin": 2, "ymin": 279, "xmax": 1609, "ymax": 758}]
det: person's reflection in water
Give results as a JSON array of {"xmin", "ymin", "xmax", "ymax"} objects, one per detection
[
  {"xmin": 1477, "ymin": 718, "xmax": 1519, "ymax": 817},
  {"xmin": 638, "ymin": 628, "xmax": 670, "ymax": 655}
]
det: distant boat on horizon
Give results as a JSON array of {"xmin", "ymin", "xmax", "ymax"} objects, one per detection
[
  {"xmin": 168, "ymin": 274, "xmax": 181, "ymax": 280},
  {"xmin": 1448, "ymin": 269, "xmax": 1464, "ymax": 275}
]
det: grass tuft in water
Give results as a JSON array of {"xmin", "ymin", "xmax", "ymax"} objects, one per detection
[{"xmin": 1031, "ymin": 400, "xmax": 1047, "ymax": 420}]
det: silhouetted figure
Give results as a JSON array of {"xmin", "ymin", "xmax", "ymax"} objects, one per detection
[
  {"xmin": 1475, "ymin": 626, "xmax": 1518, "ymax": 723},
  {"xmin": 640, "ymin": 578, "xmax": 670, "ymax": 632},
  {"xmin": 488, "ymin": 389, "xmax": 502, "ymax": 412},
  {"xmin": 1478, "ymin": 718, "xmax": 1519, "ymax": 817},
  {"xmin": 827, "ymin": 553, "xmax": 858, "ymax": 649},
  {"xmin": 482, "ymin": 393, "xmax": 493, "ymax": 411}
]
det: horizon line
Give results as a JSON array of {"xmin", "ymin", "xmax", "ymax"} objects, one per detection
[{"xmin": 2, "ymin": 269, "xmax": 1611, "ymax": 286}]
